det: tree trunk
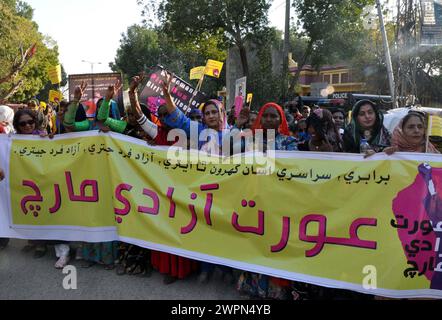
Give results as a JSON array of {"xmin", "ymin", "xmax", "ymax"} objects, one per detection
[
  {"xmin": 1, "ymin": 80, "xmax": 24, "ymax": 102},
  {"xmin": 288, "ymin": 40, "xmax": 313, "ymax": 99},
  {"xmin": 237, "ymin": 42, "xmax": 249, "ymax": 78}
]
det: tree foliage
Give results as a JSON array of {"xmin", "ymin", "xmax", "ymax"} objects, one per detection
[
  {"xmin": 0, "ymin": 0, "xmax": 60, "ymax": 103},
  {"xmin": 111, "ymin": 24, "xmax": 227, "ymax": 96},
  {"xmin": 288, "ymin": 0, "xmax": 375, "ymax": 97},
  {"xmin": 138, "ymin": 0, "xmax": 272, "ymax": 77}
]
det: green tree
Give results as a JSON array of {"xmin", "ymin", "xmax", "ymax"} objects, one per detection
[
  {"xmin": 111, "ymin": 24, "xmax": 227, "ymax": 97},
  {"xmin": 110, "ymin": 25, "xmax": 161, "ymax": 80},
  {"xmin": 139, "ymin": 0, "xmax": 272, "ymax": 78},
  {"xmin": 289, "ymin": 0, "xmax": 374, "ymax": 96},
  {"xmin": 0, "ymin": 0, "xmax": 60, "ymax": 103}
]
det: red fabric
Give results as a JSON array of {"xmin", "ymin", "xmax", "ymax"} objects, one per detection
[
  {"xmin": 150, "ymin": 128, "xmax": 198, "ymax": 279},
  {"xmin": 270, "ymin": 277, "xmax": 291, "ymax": 287},
  {"xmin": 151, "ymin": 251, "xmax": 199, "ymax": 279},
  {"xmin": 154, "ymin": 127, "xmax": 176, "ymax": 146},
  {"xmin": 0, "ymin": 125, "xmax": 5, "ymax": 134},
  {"xmin": 253, "ymin": 103, "xmax": 290, "ymax": 136}
]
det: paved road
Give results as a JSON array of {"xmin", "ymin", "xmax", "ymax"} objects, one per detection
[{"xmin": 0, "ymin": 239, "xmax": 243, "ymax": 300}]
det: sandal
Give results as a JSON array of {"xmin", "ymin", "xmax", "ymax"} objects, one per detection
[
  {"xmin": 130, "ymin": 264, "xmax": 144, "ymax": 276},
  {"xmin": 104, "ymin": 264, "xmax": 115, "ymax": 270},
  {"xmin": 116, "ymin": 264, "xmax": 126, "ymax": 276}
]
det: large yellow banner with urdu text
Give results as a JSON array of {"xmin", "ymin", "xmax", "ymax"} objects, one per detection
[{"xmin": 1, "ymin": 132, "xmax": 442, "ymax": 298}]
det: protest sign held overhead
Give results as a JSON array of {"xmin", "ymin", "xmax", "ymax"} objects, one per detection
[
  {"xmin": 139, "ymin": 66, "xmax": 207, "ymax": 116},
  {"xmin": 47, "ymin": 65, "xmax": 62, "ymax": 85},
  {"xmin": 429, "ymin": 115, "xmax": 442, "ymax": 137},
  {"xmin": 204, "ymin": 59, "xmax": 224, "ymax": 78},
  {"xmin": 68, "ymin": 73, "xmax": 124, "ymax": 118},
  {"xmin": 234, "ymin": 77, "xmax": 247, "ymax": 117},
  {"xmin": 247, "ymin": 93, "xmax": 253, "ymax": 104},
  {"xmin": 190, "ymin": 66, "xmax": 206, "ymax": 80},
  {"xmin": 48, "ymin": 90, "xmax": 63, "ymax": 104}
]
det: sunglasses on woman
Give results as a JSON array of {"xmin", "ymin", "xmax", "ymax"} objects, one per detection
[{"xmin": 19, "ymin": 120, "xmax": 35, "ymax": 127}]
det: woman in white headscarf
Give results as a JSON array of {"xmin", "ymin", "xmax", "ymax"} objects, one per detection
[{"xmin": 0, "ymin": 105, "xmax": 15, "ymax": 134}]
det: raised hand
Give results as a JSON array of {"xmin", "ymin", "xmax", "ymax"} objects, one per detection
[
  {"xmin": 161, "ymin": 72, "xmax": 177, "ymax": 114},
  {"xmin": 129, "ymin": 74, "xmax": 145, "ymax": 93},
  {"xmin": 162, "ymin": 73, "xmax": 173, "ymax": 100},
  {"xmin": 74, "ymin": 81, "xmax": 88, "ymax": 102},
  {"xmin": 106, "ymin": 79, "xmax": 122, "ymax": 101}
]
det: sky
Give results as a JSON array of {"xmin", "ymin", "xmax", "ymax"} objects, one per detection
[{"xmin": 26, "ymin": 0, "xmax": 287, "ymax": 76}]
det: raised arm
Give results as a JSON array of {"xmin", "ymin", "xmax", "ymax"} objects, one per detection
[
  {"xmin": 162, "ymin": 73, "xmax": 177, "ymax": 115},
  {"xmin": 97, "ymin": 80, "xmax": 127, "ymax": 134},
  {"xmin": 63, "ymin": 81, "xmax": 90, "ymax": 132},
  {"xmin": 129, "ymin": 75, "xmax": 145, "ymax": 119},
  {"xmin": 129, "ymin": 74, "xmax": 158, "ymax": 139}
]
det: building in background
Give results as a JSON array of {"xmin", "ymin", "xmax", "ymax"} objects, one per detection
[{"xmin": 290, "ymin": 64, "xmax": 366, "ymax": 97}]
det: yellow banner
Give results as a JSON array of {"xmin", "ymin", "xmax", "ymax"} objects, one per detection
[
  {"xmin": 430, "ymin": 116, "xmax": 442, "ymax": 137},
  {"xmin": 2, "ymin": 133, "xmax": 442, "ymax": 298},
  {"xmin": 49, "ymin": 90, "xmax": 63, "ymax": 104},
  {"xmin": 190, "ymin": 66, "xmax": 206, "ymax": 80},
  {"xmin": 47, "ymin": 65, "xmax": 62, "ymax": 85},
  {"xmin": 204, "ymin": 59, "xmax": 224, "ymax": 78}
]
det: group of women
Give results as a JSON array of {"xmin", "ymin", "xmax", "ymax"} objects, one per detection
[{"xmin": 0, "ymin": 73, "xmax": 440, "ymax": 299}]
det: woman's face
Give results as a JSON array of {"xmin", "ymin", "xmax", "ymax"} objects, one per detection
[
  {"xmin": 403, "ymin": 115, "xmax": 425, "ymax": 145},
  {"xmin": 28, "ymin": 101, "xmax": 38, "ymax": 110},
  {"xmin": 333, "ymin": 112, "xmax": 345, "ymax": 129},
  {"xmin": 17, "ymin": 114, "xmax": 35, "ymax": 134},
  {"xmin": 302, "ymin": 108, "xmax": 310, "ymax": 119},
  {"xmin": 203, "ymin": 104, "xmax": 221, "ymax": 130},
  {"xmin": 261, "ymin": 107, "xmax": 281, "ymax": 131},
  {"xmin": 357, "ymin": 104, "xmax": 376, "ymax": 130},
  {"xmin": 247, "ymin": 113, "xmax": 258, "ymax": 129}
]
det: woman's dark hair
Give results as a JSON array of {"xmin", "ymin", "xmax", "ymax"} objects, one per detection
[
  {"xmin": 285, "ymin": 101, "xmax": 300, "ymax": 114},
  {"xmin": 59, "ymin": 100, "xmax": 69, "ymax": 111},
  {"xmin": 13, "ymin": 109, "xmax": 37, "ymax": 133},
  {"xmin": 402, "ymin": 112, "xmax": 426, "ymax": 130},
  {"xmin": 352, "ymin": 100, "xmax": 382, "ymax": 132},
  {"xmin": 95, "ymin": 98, "xmax": 104, "ymax": 121},
  {"xmin": 306, "ymin": 113, "xmax": 327, "ymax": 141},
  {"xmin": 330, "ymin": 108, "xmax": 346, "ymax": 118}
]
